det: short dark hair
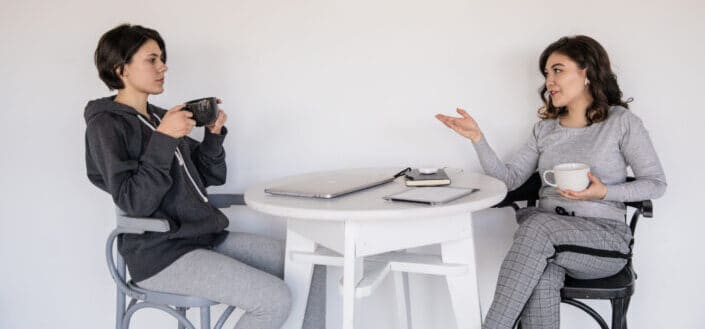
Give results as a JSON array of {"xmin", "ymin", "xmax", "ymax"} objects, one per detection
[
  {"xmin": 538, "ymin": 35, "xmax": 630, "ymax": 124},
  {"xmin": 94, "ymin": 24, "xmax": 166, "ymax": 90}
]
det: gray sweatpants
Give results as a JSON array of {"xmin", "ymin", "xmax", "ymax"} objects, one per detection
[
  {"xmin": 483, "ymin": 207, "xmax": 632, "ymax": 329},
  {"xmin": 137, "ymin": 232, "xmax": 326, "ymax": 329}
]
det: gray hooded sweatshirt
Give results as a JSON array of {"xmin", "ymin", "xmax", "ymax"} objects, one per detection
[{"xmin": 85, "ymin": 96, "xmax": 229, "ymax": 282}]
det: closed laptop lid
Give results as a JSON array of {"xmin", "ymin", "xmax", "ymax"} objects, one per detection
[{"xmin": 264, "ymin": 172, "xmax": 395, "ymax": 199}]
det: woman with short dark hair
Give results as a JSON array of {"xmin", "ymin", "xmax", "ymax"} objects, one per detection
[
  {"xmin": 85, "ymin": 24, "xmax": 325, "ymax": 329},
  {"xmin": 436, "ymin": 35, "xmax": 667, "ymax": 329}
]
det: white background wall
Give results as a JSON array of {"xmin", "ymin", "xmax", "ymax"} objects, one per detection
[{"xmin": 1, "ymin": 0, "xmax": 703, "ymax": 328}]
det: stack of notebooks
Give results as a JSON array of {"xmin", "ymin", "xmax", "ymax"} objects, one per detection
[{"xmin": 404, "ymin": 168, "xmax": 451, "ymax": 187}]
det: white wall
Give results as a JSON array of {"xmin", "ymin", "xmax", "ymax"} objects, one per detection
[{"xmin": 1, "ymin": 0, "xmax": 703, "ymax": 328}]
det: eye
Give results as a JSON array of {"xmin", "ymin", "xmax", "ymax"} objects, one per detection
[{"xmin": 553, "ymin": 68, "xmax": 562, "ymax": 73}]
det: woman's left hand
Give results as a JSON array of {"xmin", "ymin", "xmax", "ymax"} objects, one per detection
[
  {"xmin": 558, "ymin": 172, "xmax": 608, "ymax": 200},
  {"xmin": 207, "ymin": 99, "xmax": 227, "ymax": 134}
]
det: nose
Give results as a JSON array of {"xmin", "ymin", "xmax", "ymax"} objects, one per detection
[{"xmin": 545, "ymin": 74, "xmax": 555, "ymax": 87}]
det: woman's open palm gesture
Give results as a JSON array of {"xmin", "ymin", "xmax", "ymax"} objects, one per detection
[{"xmin": 435, "ymin": 108, "xmax": 483, "ymax": 143}]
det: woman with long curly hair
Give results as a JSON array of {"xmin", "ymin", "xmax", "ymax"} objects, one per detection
[{"xmin": 436, "ymin": 35, "xmax": 666, "ymax": 329}]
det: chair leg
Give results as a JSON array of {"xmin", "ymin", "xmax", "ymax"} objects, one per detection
[
  {"xmin": 116, "ymin": 256, "xmax": 127, "ymax": 329},
  {"xmin": 611, "ymin": 297, "xmax": 630, "ymax": 329},
  {"xmin": 624, "ymin": 296, "xmax": 632, "ymax": 328},
  {"xmin": 214, "ymin": 306, "xmax": 236, "ymax": 329},
  {"xmin": 122, "ymin": 303, "xmax": 197, "ymax": 329},
  {"xmin": 200, "ymin": 307, "xmax": 211, "ymax": 329},
  {"xmin": 116, "ymin": 287, "xmax": 126, "ymax": 329},
  {"xmin": 177, "ymin": 307, "xmax": 188, "ymax": 329}
]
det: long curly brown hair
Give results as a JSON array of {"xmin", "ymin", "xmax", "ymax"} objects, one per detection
[{"xmin": 538, "ymin": 35, "xmax": 630, "ymax": 124}]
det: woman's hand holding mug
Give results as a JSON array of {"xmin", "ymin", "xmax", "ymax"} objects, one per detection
[
  {"xmin": 156, "ymin": 104, "xmax": 196, "ymax": 138},
  {"xmin": 558, "ymin": 172, "xmax": 608, "ymax": 200},
  {"xmin": 207, "ymin": 99, "xmax": 227, "ymax": 135},
  {"xmin": 543, "ymin": 163, "xmax": 608, "ymax": 200}
]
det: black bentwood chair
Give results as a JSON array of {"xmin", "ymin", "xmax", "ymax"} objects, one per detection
[{"xmin": 493, "ymin": 173, "xmax": 653, "ymax": 329}]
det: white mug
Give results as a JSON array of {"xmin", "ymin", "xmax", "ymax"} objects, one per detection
[{"xmin": 542, "ymin": 163, "xmax": 590, "ymax": 191}]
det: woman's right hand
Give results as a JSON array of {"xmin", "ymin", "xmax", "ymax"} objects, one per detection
[
  {"xmin": 435, "ymin": 108, "xmax": 483, "ymax": 143},
  {"xmin": 156, "ymin": 105, "xmax": 196, "ymax": 138}
]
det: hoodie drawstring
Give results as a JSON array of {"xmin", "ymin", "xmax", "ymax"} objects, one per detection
[{"xmin": 136, "ymin": 114, "xmax": 209, "ymax": 203}]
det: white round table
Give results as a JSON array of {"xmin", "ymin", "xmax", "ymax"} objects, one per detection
[{"xmin": 245, "ymin": 168, "xmax": 506, "ymax": 329}]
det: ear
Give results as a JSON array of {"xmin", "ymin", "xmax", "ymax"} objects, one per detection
[
  {"xmin": 114, "ymin": 63, "xmax": 127, "ymax": 78},
  {"xmin": 580, "ymin": 67, "xmax": 588, "ymax": 77}
]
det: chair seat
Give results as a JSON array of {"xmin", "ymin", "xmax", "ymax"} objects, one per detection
[
  {"xmin": 128, "ymin": 281, "xmax": 218, "ymax": 308},
  {"xmin": 561, "ymin": 264, "xmax": 635, "ymax": 300}
]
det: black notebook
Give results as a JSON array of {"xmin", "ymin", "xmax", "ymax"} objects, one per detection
[{"xmin": 404, "ymin": 169, "xmax": 451, "ymax": 187}]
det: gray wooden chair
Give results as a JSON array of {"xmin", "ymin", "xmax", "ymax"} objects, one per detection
[{"xmin": 106, "ymin": 194, "xmax": 244, "ymax": 329}]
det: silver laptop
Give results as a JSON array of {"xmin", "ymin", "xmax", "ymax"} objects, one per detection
[{"xmin": 264, "ymin": 172, "xmax": 396, "ymax": 199}]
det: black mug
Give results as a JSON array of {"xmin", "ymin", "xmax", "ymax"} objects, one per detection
[{"xmin": 183, "ymin": 97, "xmax": 218, "ymax": 127}]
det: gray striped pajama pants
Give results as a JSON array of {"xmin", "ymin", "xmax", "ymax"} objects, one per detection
[
  {"xmin": 137, "ymin": 232, "xmax": 326, "ymax": 329},
  {"xmin": 483, "ymin": 207, "xmax": 632, "ymax": 329}
]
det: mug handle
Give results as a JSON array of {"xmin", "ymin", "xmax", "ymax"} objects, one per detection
[{"xmin": 542, "ymin": 170, "xmax": 557, "ymax": 187}]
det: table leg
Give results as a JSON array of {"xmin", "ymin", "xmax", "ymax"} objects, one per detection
[
  {"xmin": 343, "ymin": 221, "xmax": 362, "ymax": 329},
  {"xmin": 282, "ymin": 227, "xmax": 316, "ymax": 329},
  {"xmin": 442, "ymin": 236, "xmax": 482, "ymax": 329},
  {"xmin": 393, "ymin": 271, "xmax": 411, "ymax": 329}
]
